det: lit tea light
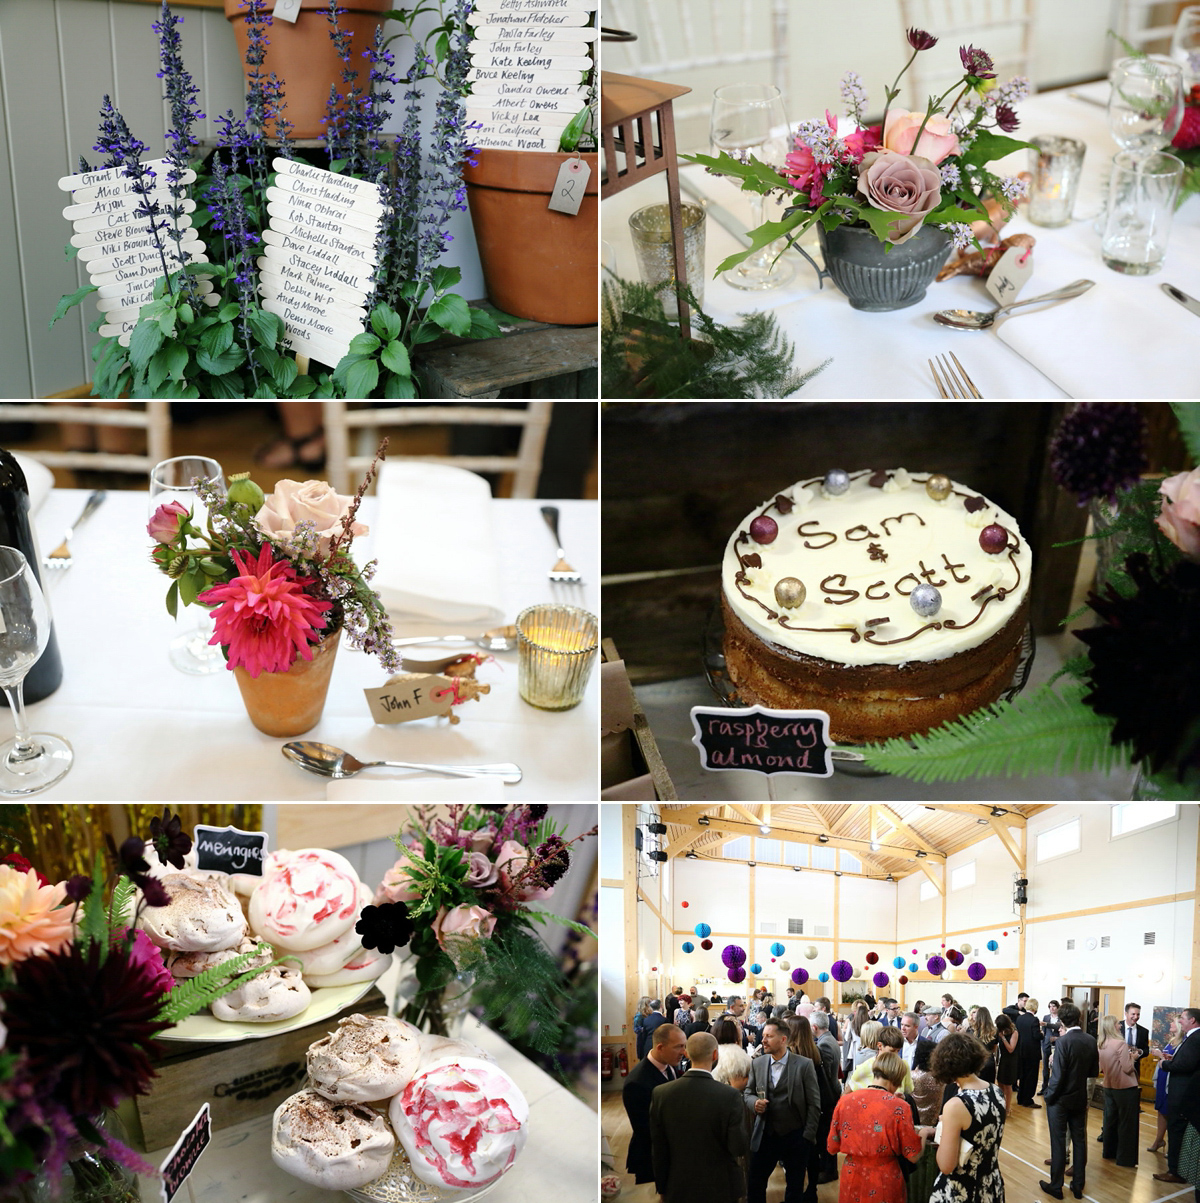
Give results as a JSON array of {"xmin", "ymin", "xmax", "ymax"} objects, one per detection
[{"xmin": 515, "ymin": 604, "xmax": 598, "ymax": 712}]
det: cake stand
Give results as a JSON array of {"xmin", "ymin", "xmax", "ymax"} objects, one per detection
[
  {"xmin": 703, "ymin": 604, "xmax": 1036, "ymax": 777},
  {"xmin": 345, "ymin": 1142, "xmax": 505, "ymax": 1203}
]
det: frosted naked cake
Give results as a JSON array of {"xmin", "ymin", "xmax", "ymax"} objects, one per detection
[{"xmin": 720, "ymin": 468, "xmax": 1032, "ymax": 743}]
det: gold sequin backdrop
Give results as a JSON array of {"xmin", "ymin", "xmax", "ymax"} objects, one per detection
[{"xmin": 0, "ymin": 805, "xmax": 262, "ymax": 883}]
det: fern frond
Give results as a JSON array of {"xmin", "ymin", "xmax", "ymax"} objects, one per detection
[
  {"xmin": 110, "ymin": 876, "xmax": 136, "ymax": 931},
  {"xmin": 1171, "ymin": 402, "xmax": 1200, "ymax": 466},
  {"xmin": 469, "ymin": 929, "xmax": 570, "ymax": 1054},
  {"xmin": 156, "ymin": 943, "xmax": 288, "ymax": 1026},
  {"xmin": 524, "ymin": 910, "xmax": 597, "ymax": 939},
  {"xmin": 859, "ymin": 683, "xmax": 1133, "ymax": 783},
  {"xmin": 1046, "ymin": 653, "xmax": 1092, "ymax": 687},
  {"xmin": 78, "ymin": 854, "xmax": 109, "ymax": 953}
]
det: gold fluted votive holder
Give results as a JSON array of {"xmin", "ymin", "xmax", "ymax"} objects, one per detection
[{"xmin": 516, "ymin": 604, "xmax": 598, "ymax": 711}]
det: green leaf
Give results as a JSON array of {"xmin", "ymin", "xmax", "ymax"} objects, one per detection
[
  {"xmin": 177, "ymin": 564, "xmax": 207, "ymax": 607},
  {"xmin": 248, "ymin": 306, "xmax": 282, "ymax": 349},
  {"xmin": 467, "ymin": 307, "xmax": 503, "ymax": 340},
  {"xmin": 196, "ymin": 344, "xmax": 245, "ymax": 375},
  {"xmin": 289, "ymin": 373, "xmax": 318, "ymax": 397},
  {"xmin": 383, "ymin": 371, "xmax": 418, "ymax": 398},
  {"xmin": 178, "ymin": 302, "xmax": 195, "ymax": 325},
  {"xmin": 434, "ymin": 29, "xmax": 449, "ymax": 63},
  {"xmin": 205, "ymin": 369, "xmax": 244, "ymax": 398},
  {"xmin": 128, "ymin": 319, "xmax": 165, "ymax": 372},
  {"xmin": 371, "ymin": 302, "xmax": 402, "ymax": 342},
  {"xmin": 683, "ymin": 150, "xmax": 792, "ymax": 195},
  {"xmin": 110, "ymin": 876, "xmax": 137, "ymax": 930},
  {"xmin": 50, "ymin": 283, "xmax": 98, "ymax": 329},
  {"xmin": 430, "ymin": 265, "xmax": 462, "ymax": 296},
  {"xmin": 271, "ymin": 354, "xmax": 299, "ymax": 392},
  {"xmin": 147, "ymin": 347, "xmax": 172, "ymax": 394},
  {"xmin": 218, "ymin": 302, "xmax": 240, "ymax": 323},
  {"xmin": 348, "ymin": 331, "xmax": 381, "ymax": 357},
  {"xmin": 380, "ymin": 338, "xmax": 411, "ymax": 376},
  {"xmin": 713, "ymin": 208, "xmax": 811, "ymax": 275},
  {"xmin": 156, "ymin": 944, "xmax": 293, "ymax": 1025},
  {"xmin": 200, "ymin": 321, "xmax": 235, "ymax": 357},
  {"xmin": 958, "ymin": 129, "xmax": 1036, "ymax": 169},
  {"xmin": 410, "ymin": 322, "xmax": 442, "ymax": 346},
  {"xmin": 343, "ymin": 356, "xmax": 380, "ymax": 398},
  {"xmin": 158, "ymin": 307, "xmax": 177, "ymax": 338},
  {"xmin": 1171, "ymin": 402, "xmax": 1200, "ymax": 465},
  {"xmin": 64, "ymin": 241, "xmax": 80, "ymax": 261},
  {"xmin": 427, "ymin": 292, "xmax": 471, "ymax": 336}
]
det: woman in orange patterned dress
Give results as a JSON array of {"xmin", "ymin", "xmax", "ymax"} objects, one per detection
[{"xmin": 828, "ymin": 1051, "xmax": 934, "ymax": 1203}]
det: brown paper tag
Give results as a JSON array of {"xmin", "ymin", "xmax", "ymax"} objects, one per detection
[
  {"xmin": 985, "ymin": 243, "xmax": 1034, "ymax": 306},
  {"xmin": 364, "ymin": 673, "xmax": 456, "ymax": 724},
  {"xmin": 547, "ymin": 156, "xmax": 590, "ymax": 216}
]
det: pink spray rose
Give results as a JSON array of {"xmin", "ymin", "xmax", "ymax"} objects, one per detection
[
  {"xmin": 494, "ymin": 840, "xmax": 554, "ymax": 901},
  {"xmin": 464, "ymin": 851, "xmax": 499, "ymax": 889},
  {"xmin": 1157, "ymin": 468, "xmax": 1200, "ymax": 559},
  {"xmin": 882, "ymin": 111, "xmax": 960, "ymax": 163},
  {"xmin": 147, "ymin": 499, "xmax": 190, "ymax": 544},
  {"xmin": 432, "ymin": 904, "xmax": 497, "ymax": 955},
  {"xmin": 255, "ymin": 479, "xmax": 368, "ymax": 559},
  {"xmin": 374, "ymin": 849, "xmax": 423, "ymax": 905},
  {"xmin": 856, "ymin": 151, "xmax": 943, "ymax": 243}
]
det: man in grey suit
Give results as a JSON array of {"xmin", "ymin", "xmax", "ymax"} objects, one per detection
[
  {"xmin": 650, "ymin": 1032, "xmax": 747, "ymax": 1203},
  {"xmin": 744, "ymin": 1017, "xmax": 820, "ymax": 1203},
  {"xmin": 1040, "ymin": 1001, "xmax": 1099, "ymax": 1200},
  {"xmin": 811, "ymin": 1011, "xmax": 843, "ymax": 1185}
]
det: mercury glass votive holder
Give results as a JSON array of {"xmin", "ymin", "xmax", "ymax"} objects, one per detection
[
  {"xmin": 1027, "ymin": 135, "xmax": 1086, "ymax": 227},
  {"xmin": 628, "ymin": 201, "xmax": 706, "ymax": 319},
  {"xmin": 516, "ymin": 604, "xmax": 598, "ymax": 711}
]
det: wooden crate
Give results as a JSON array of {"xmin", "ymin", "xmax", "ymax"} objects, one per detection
[{"xmin": 125, "ymin": 986, "xmax": 387, "ymax": 1152}]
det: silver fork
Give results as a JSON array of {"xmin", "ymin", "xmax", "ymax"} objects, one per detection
[
  {"xmin": 42, "ymin": 490, "xmax": 106, "ymax": 569},
  {"xmin": 540, "ymin": 505, "xmax": 583, "ymax": 585},
  {"xmin": 930, "ymin": 352, "xmax": 983, "ymax": 398}
]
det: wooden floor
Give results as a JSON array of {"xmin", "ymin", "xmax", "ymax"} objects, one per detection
[{"xmin": 602, "ymin": 1087, "xmax": 1189, "ymax": 1203}]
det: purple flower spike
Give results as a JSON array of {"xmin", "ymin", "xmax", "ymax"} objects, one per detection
[{"xmin": 907, "ymin": 27, "xmax": 938, "ymax": 51}]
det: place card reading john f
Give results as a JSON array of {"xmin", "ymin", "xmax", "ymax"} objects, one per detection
[
  {"xmin": 258, "ymin": 157, "xmax": 379, "ymax": 367},
  {"xmin": 365, "ymin": 673, "xmax": 459, "ymax": 724},
  {"xmin": 689, "ymin": 706, "xmax": 834, "ymax": 777}
]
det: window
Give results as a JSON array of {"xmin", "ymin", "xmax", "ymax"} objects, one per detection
[
  {"xmin": 722, "ymin": 836, "xmax": 751, "ymax": 860},
  {"xmin": 1036, "ymin": 818, "xmax": 1081, "ymax": 863},
  {"xmin": 756, "ymin": 838, "xmax": 782, "ymax": 864},
  {"xmin": 951, "ymin": 861, "xmax": 976, "ymax": 891},
  {"xmin": 1112, "ymin": 802, "xmax": 1177, "ymax": 838},
  {"xmin": 811, "ymin": 846, "xmax": 835, "ymax": 872},
  {"xmin": 839, "ymin": 849, "xmax": 861, "ymax": 873},
  {"xmin": 783, "ymin": 842, "xmax": 808, "ymax": 868},
  {"xmin": 919, "ymin": 879, "xmax": 938, "ymax": 902}
]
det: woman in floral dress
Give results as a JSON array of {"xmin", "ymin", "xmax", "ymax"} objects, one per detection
[
  {"xmin": 928, "ymin": 1033, "xmax": 1007, "ymax": 1203},
  {"xmin": 828, "ymin": 1051, "xmax": 934, "ymax": 1203}
]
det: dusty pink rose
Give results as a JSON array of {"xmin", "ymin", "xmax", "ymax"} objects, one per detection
[
  {"xmin": 432, "ymin": 904, "xmax": 497, "ymax": 954},
  {"xmin": 494, "ymin": 839, "xmax": 554, "ymax": 901},
  {"xmin": 147, "ymin": 499, "xmax": 190, "ymax": 544},
  {"xmin": 464, "ymin": 851, "xmax": 499, "ymax": 889},
  {"xmin": 856, "ymin": 151, "xmax": 943, "ymax": 243},
  {"xmin": 255, "ymin": 479, "xmax": 367, "ymax": 559},
  {"xmin": 374, "ymin": 850, "xmax": 422, "ymax": 905},
  {"xmin": 469, "ymin": 829, "xmax": 495, "ymax": 854},
  {"xmin": 1157, "ymin": 467, "xmax": 1200, "ymax": 559},
  {"xmin": 882, "ymin": 111, "xmax": 960, "ymax": 164}
]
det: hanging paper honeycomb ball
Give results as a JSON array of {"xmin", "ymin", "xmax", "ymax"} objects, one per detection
[
  {"xmin": 968, "ymin": 962, "xmax": 987, "ymax": 981},
  {"xmin": 959, "ymin": 942, "xmax": 972, "ymax": 955},
  {"xmin": 986, "ymin": 940, "xmax": 999, "ymax": 952},
  {"xmin": 701, "ymin": 939, "xmax": 713, "ymax": 950},
  {"xmin": 908, "ymin": 962, "xmax": 919, "ymax": 972},
  {"xmin": 805, "ymin": 946, "xmax": 819, "ymax": 960},
  {"xmin": 779, "ymin": 960, "xmax": 791, "ymax": 971},
  {"xmin": 694, "ymin": 923, "xmax": 711, "ymax": 938},
  {"xmin": 927, "ymin": 955, "xmax": 946, "ymax": 976},
  {"xmin": 866, "ymin": 952, "xmax": 879, "ymax": 965},
  {"xmin": 946, "ymin": 949, "xmax": 964, "ymax": 967},
  {"xmin": 940, "ymin": 942, "xmax": 946, "ymax": 948},
  {"xmin": 722, "ymin": 945, "xmax": 747, "ymax": 968},
  {"xmin": 792, "ymin": 968, "xmax": 809, "ymax": 985},
  {"xmin": 893, "ymin": 956, "xmax": 906, "ymax": 969},
  {"xmin": 651, "ymin": 967, "xmax": 658, "ymax": 973},
  {"xmin": 818, "ymin": 972, "xmax": 830, "ymax": 983},
  {"xmin": 749, "ymin": 963, "xmax": 763, "ymax": 975},
  {"xmin": 770, "ymin": 942, "xmax": 786, "ymax": 957},
  {"xmin": 771, "ymin": 958, "xmax": 776, "ymax": 963},
  {"xmin": 1002, "ymin": 931, "xmax": 1008, "ymax": 937},
  {"xmin": 899, "ymin": 975, "xmax": 909, "ymax": 985},
  {"xmin": 681, "ymin": 901, "xmax": 689, "ymax": 908},
  {"xmin": 682, "ymin": 942, "xmax": 695, "ymax": 954},
  {"xmin": 831, "ymin": 960, "xmax": 854, "ymax": 982},
  {"xmin": 873, "ymin": 971, "xmax": 890, "ymax": 989},
  {"xmin": 728, "ymin": 966, "xmax": 746, "ymax": 984},
  {"xmin": 912, "ymin": 949, "xmax": 918, "ymax": 955}
]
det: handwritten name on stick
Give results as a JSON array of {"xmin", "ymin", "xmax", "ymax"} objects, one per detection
[
  {"xmin": 259, "ymin": 158, "xmax": 380, "ymax": 366},
  {"xmin": 689, "ymin": 706, "xmax": 834, "ymax": 777},
  {"xmin": 193, "ymin": 824, "xmax": 269, "ymax": 875},
  {"xmin": 160, "ymin": 1103, "xmax": 211, "ymax": 1203}
]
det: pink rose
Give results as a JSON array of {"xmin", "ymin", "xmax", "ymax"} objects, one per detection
[
  {"xmin": 882, "ymin": 111, "xmax": 960, "ymax": 164},
  {"xmin": 856, "ymin": 151, "xmax": 943, "ymax": 243},
  {"xmin": 432, "ymin": 904, "xmax": 497, "ymax": 956},
  {"xmin": 255, "ymin": 479, "xmax": 367, "ymax": 559},
  {"xmin": 494, "ymin": 839, "xmax": 554, "ymax": 901},
  {"xmin": 1157, "ymin": 468, "xmax": 1200, "ymax": 559},
  {"xmin": 464, "ymin": 851, "xmax": 499, "ymax": 889},
  {"xmin": 469, "ymin": 829, "xmax": 495, "ymax": 854},
  {"xmin": 375, "ymin": 850, "xmax": 422, "ymax": 905},
  {"xmin": 147, "ymin": 499, "xmax": 190, "ymax": 544}
]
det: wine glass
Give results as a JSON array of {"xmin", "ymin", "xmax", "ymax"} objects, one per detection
[
  {"xmin": 0, "ymin": 547, "xmax": 73, "ymax": 796},
  {"xmin": 149, "ymin": 455, "xmax": 227, "ymax": 675},
  {"xmin": 1108, "ymin": 56, "xmax": 1184, "ymax": 158},
  {"xmin": 710, "ymin": 83, "xmax": 795, "ymax": 290},
  {"xmin": 1170, "ymin": 6, "xmax": 1200, "ymax": 85}
]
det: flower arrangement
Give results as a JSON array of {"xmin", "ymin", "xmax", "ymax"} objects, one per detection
[
  {"xmin": 360, "ymin": 805, "xmax": 596, "ymax": 1052},
  {"xmin": 688, "ymin": 28, "xmax": 1032, "ymax": 268},
  {"xmin": 0, "ymin": 816, "xmax": 278, "ymax": 1194},
  {"xmin": 51, "ymin": 0, "xmax": 500, "ymax": 399},
  {"xmin": 860, "ymin": 402, "xmax": 1200, "ymax": 799},
  {"xmin": 147, "ymin": 446, "xmax": 399, "ymax": 678}
]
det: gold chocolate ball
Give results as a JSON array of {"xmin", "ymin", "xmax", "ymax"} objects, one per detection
[
  {"xmin": 925, "ymin": 473, "xmax": 952, "ymax": 501},
  {"xmin": 774, "ymin": 577, "xmax": 806, "ymax": 609}
]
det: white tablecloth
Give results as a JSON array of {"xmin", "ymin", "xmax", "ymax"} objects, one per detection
[
  {"xmin": 602, "ymin": 80, "xmax": 1200, "ymax": 398},
  {"xmin": 5, "ymin": 489, "xmax": 598, "ymax": 800}
]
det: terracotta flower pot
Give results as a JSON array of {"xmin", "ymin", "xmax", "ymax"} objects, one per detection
[
  {"xmin": 223, "ymin": 0, "xmax": 390, "ymax": 140},
  {"xmin": 232, "ymin": 628, "xmax": 341, "ymax": 737},
  {"xmin": 464, "ymin": 149, "xmax": 599, "ymax": 325}
]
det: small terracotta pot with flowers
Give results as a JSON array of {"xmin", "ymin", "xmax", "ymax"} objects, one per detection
[{"xmin": 147, "ymin": 442, "xmax": 398, "ymax": 736}]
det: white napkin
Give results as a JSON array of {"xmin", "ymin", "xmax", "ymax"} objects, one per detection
[
  {"xmin": 15, "ymin": 452, "xmax": 54, "ymax": 512},
  {"xmin": 373, "ymin": 462, "xmax": 505, "ymax": 626},
  {"xmin": 326, "ymin": 775, "xmax": 506, "ymax": 801}
]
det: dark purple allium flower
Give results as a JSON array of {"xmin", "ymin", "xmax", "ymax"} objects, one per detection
[
  {"xmin": 1049, "ymin": 402, "xmax": 1148, "ymax": 504},
  {"xmin": 355, "ymin": 902, "xmax": 415, "ymax": 954},
  {"xmin": 1076, "ymin": 553, "xmax": 1200, "ymax": 779},
  {"xmin": 994, "ymin": 103, "xmax": 1020, "ymax": 132},
  {"xmin": 64, "ymin": 874, "xmax": 93, "ymax": 903},
  {"xmin": 907, "ymin": 27, "xmax": 938, "ymax": 51},
  {"xmin": 533, "ymin": 835, "xmax": 571, "ymax": 888},
  {"xmin": 148, "ymin": 808, "xmax": 191, "ymax": 871},
  {"xmin": 960, "ymin": 45, "xmax": 997, "ymax": 79}
]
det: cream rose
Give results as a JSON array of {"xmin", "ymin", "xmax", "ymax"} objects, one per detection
[
  {"xmin": 432, "ymin": 905, "xmax": 497, "ymax": 956},
  {"xmin": 1157, "ymin": 467, "xmax": 1200, "ymax": 559},
  {"xmin": 882, "ymin": 111, "xmax": 960, "ymax": 164},
  {"xmin": 856, "ymin": 151, "xmax": 943, "ymax": 243},
  {"xmin": 255, "ymin": 479, "xmax": 368, "ymax": 559}
]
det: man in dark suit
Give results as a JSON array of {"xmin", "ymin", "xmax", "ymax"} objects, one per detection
[
  {"xmin": 638, "ymin": 998, "xmax": 669, "ymax": 1060},
  {"xmin": 1040, "ymin": 1000, "xmax": 1063, "ymax": 1096},
  {"xmin": 650, "ymin": 1031, "xmax": 747, "ymax": 1203},
  {"xmin": 1156, "ymin": 1006, "xmax": 1200, "ymax": 1183},
  {"xmin": 1121, "ymin": 1001, "xmax": 1150, "ymax": 1059},
  {"xmin": 744, "ymin": 1017, "xmax": 820, "ymax": 1203},
  {"xmin": 898, "ymin": 1012, "xmax": 934, "ymax": 1074},
  {"xmin": 812, "ymin": 1011, "xmax": 843, "ymax": 1186},
  {"xmin": 1041, "ymin": 1000, "xmax": 1099, "ymax": 1200},
  {"xmin": 623, "ymin": 1021, "xmax": 686, "ymax": 1184},
  {"xmin": 1016, "ymin": 997, "xmax": 1044, "ymax": 1107}
]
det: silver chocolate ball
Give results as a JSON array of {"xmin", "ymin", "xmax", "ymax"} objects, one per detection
[
  {"xmin": 824, "ymin": 469, "xmax": 850, "ymax": 495},
  {"xmin": 774, "ymin": 577, "xmax": 806, "ymax": 609},
  {"xmin": 910, "ymin": 584, "xmax": 942, "ymax": 617}
]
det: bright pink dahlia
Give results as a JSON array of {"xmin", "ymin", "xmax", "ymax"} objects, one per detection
[{"xmin": 198, "ymin": 545, "xmax": 333, "ymax": 678}]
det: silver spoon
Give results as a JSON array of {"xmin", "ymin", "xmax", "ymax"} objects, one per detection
[
  {"xmin": 392, "ymin": 625, "xmax": 518, "ymax": 653},
  {"xmin": 932, "ymin": 279, "xmax": 1095, "ymax": 329},
  {"xmin": 283, "ymin": 741, "xmax": 522, "ymax": 784}
]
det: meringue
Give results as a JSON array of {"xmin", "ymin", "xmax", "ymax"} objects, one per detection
[
  {"xmin": 138, "ymin": 872, "xmax": 247, "ymax": 952},
  {"xmin": 248, "ymin": 848, "xmax": 360, "ymax": 952},
  {"xmin": 308, "ymin": 1014, "xmax": 423, "ymax": 1103},
  {"xmin": 272, "ymin": 1089, "xmax": 394, "ymax": 1190}
]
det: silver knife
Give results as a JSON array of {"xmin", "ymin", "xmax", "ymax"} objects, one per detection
[{"xmin": 1162, "ymin": 282, "xmax": 1200, "ymax": 318}]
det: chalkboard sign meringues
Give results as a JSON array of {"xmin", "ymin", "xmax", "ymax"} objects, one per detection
[
  {"xmin": 690, "ymin": 706, "xmax": 833, "ymax": 778},
  {"xmin": 193, "ymin": 824, "xmax": 269, "ymax": 875}
]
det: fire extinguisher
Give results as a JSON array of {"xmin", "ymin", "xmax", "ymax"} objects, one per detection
[
  {"xmin": 601, "ymin": 1047, "xmax": 613, "ymax": 1080},
  {"xmin": 618, "ymin": 1046, "xmax": 629, "ymax": 1077}
]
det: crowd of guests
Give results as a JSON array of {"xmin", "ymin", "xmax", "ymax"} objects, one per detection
[{"xmin": 623, "ymin": 985, "xmax": 1200, "ymax": 1203}]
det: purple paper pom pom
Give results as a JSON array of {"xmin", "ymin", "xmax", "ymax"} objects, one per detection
[
  {"xmin": 968, "ymin": 962, "xmax": 987, "ymax": 981},
  {"xmin": 831, "ymin": 960, "xmax": 853, "ymax": 982},
  {"xmin": 873, "ymin": 971, "xmax": 890, "ymax": 988},
  {"xmin": 946, "ymin": 949, "xmax": 964, "ymax": 966},
  {"xmin": 722, "ymin": 944, "xmax": 747, "ymax": 968},
  {"xmin": 926, "ymin": 955, "xmax": 946, "ymax": 976},
  {"xmin": 728, "ymin": 966, "xmax": 746, "ymax": 984},
  {"xmin": 792, "ymin": 968, "xmax": 809, "ymax": 985}
]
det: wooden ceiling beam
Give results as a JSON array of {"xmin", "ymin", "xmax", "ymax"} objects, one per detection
[
  {"xmin": 878, "ymin": 804, "xmax": 946, "ymax": 857},
  {"xmin": 665, "ymin": 828, "xmax": 706, "ymax": 858},
  {"xmin": 988, "ymin": 816, "xmax": 1026, "ymax": 870},
  {"xmin": 918, "ymin": 804, "xmax": 1027, "ymax": 826},
  {"xmin": 918, "ymin": 859, "xmax": 945, "ymax": 895}
]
